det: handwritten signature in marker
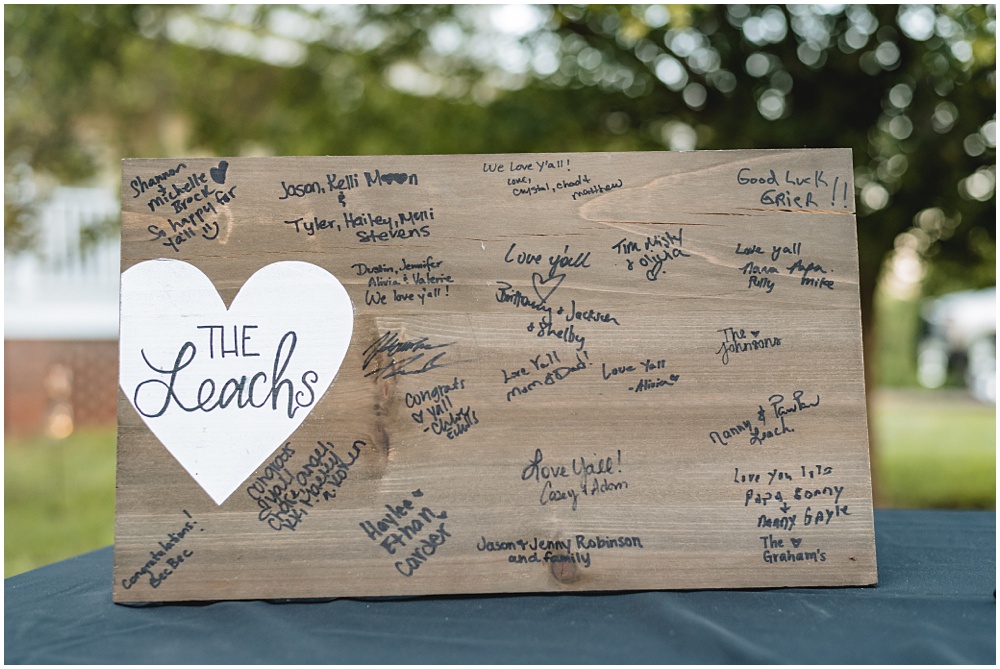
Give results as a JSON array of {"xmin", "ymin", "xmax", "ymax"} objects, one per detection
[{"xmin": 362, "ymin": 330, "xmax": 454, "ymax": 380}]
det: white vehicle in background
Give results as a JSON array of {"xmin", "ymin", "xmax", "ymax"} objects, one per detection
[{"xmin": 917, "ymin": 287, "xmax": 996, "ymax": 403}]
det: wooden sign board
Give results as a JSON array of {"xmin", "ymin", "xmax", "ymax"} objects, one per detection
[{"xmin": 115, "ymin": 150, "xmax": 877, "ymax": 602}]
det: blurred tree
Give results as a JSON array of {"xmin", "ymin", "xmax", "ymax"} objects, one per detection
[{"xmin": 5, "ymin": 3, "xmax": 995, "ymax": 309}]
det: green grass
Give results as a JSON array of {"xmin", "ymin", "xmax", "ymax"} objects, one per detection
[
  {"xmin": 4, "ymin": 428, "xmax": 117, "ymax": 577},
  {"xmin": 873, "ymin": 294, "xmax": 922, "ymax": 387},
  {"xmin": 872, "ymin": 389, "xmax": 996, "ymax": 509},
  {"xmin": 3, "ymin": 391, "xmax": 995, "ymax": 576}
]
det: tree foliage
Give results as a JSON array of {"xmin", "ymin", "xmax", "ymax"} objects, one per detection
[{"xmin": 5, "ymin": 4, "xmax": 995, "ymax": 301}]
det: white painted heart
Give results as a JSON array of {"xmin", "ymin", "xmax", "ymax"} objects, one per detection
[{"xmin": 119, "ymin": 259, "xmax": 353, "ymax": 505}]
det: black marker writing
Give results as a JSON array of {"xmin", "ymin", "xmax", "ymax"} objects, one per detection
[
  {"xmin": 132, "ymin": 331, "xmax": 317, "ymax": 420},
  {"xmin": 361, "ymin": 330, "xmax": 454, "ymax": 380}
]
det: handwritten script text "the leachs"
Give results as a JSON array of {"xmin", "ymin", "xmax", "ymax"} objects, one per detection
[{"xmin": 132, "ymin": 330, "xmax": 318, "ymax": 420}]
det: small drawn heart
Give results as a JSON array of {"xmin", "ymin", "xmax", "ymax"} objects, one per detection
[
  {"xmin": 411, "ymin": 411, "xmax": 424, "ymax": 424},
  {"xmin": 750, "ymin": 330, "xmax": 760, "ymax": 338},
  {"xmin": 210, "ymin": 160, "xmax": 229, "ymax": 185},
  {"xmin": 790, "ymin": 537, "xmax": 802, "ymax": 548},
  {"xmin": 119, "ymin": 259, "xmax": 353, "ymax": 505},
  {"xmin": 532, "ymin": 272, "xmax": 566, "ymax": 304}
]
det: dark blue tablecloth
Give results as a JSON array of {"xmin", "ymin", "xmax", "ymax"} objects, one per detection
[{"xmin": 5, "ymin": 509, "xmax": 995, "ymax": 664}]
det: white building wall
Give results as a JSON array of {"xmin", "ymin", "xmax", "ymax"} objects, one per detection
[{"xmin": 5, "ymin": 187, "xmax": 121, "ymax": 340}]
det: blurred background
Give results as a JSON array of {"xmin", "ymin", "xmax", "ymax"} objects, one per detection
[{"xmin": 4, "ymin": 4, "xmax": 995, "ymax": 576}]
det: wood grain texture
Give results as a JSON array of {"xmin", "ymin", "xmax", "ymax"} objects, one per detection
[{"xmin": 114, "ymin": 150, "xmax": 876, "ymax": 602}]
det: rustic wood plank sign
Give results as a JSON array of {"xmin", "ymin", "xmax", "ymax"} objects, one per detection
[{"xmin": 115, "ymin": 150, "xmax": 877, "ymax": 602}]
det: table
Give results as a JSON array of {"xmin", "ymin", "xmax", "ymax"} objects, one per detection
[{"xmin": 5, "ymin": 509, "xmax": 995, "ymax": 664}]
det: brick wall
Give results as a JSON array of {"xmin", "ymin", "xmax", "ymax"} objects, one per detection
[{"xmin": 4, "ymin": 340, "xmax": 119, "ymax": 436}]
